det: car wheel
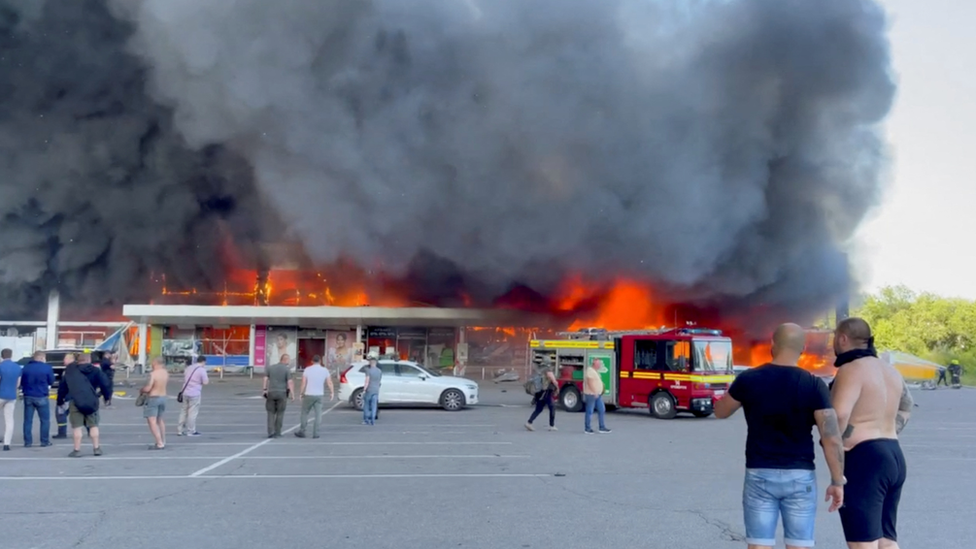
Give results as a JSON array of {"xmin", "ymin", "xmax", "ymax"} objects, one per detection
[
  {"xmin": 650, "ymin": 392, "xmax": 677, "ymax": 420},
  {"xmin": 560, "ymin": 386, "xmax": 583, "ymax": 412},
  {"xmin": 440, "ymin": 389, "xmax": 466, "ymax": 411},
  {"xmin": 351, "ymin": 388, "xmax": 364, "ymax": 411}
]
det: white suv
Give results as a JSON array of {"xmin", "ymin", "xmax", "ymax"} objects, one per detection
[{"xmin": 338, "ymin": 360, "xmax": 479, "ymax": 411}]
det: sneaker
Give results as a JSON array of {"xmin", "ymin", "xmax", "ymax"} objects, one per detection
[
  {"xmin": 584, "ymin": 429, "xmax": 594, "ymax": 434},
  {"xmin": 68, "ymin": 450, "xmax": 81, "ymax": 458},
  {"xmin": 312, "ymin": 435, "xmax": 320, "ymax": 439},
  {"xmin": 52, "ymin": 434, "xmax": 68, "ymax": 439},
  {"xmin": 93, "ymin": 447, "xmax": 103, "ymax": 456},
  {"xmin": 294, "ymin": 431, "xmax": 306, "ymax": 438},
  {"xmin": 598, "ymin": 428, "xmax": 612, "ymax": 434},
  {"xmin": 41, "ymin": 442, "xmax": 52, "ymax": 447},
  {"xmin": 2, "ymin": 445, "xmax": 9, "ymax": 451},
  {"xmin": 24, "ymin": 444, "xmax": 32, "ymax": 448},
  {"xmin": 548, "ymin": 426, "xmax": 558, "ymax": 432},
  {"xmin": 176, "ymin": 431, "xmax": 185, "ymax": 437},
  {"xmin": 188, "ymin": 432, "xmax": 201, "ymax": 437},
  {"xmin": 524, "ymin": 422, "xmax": 535, "ymax": 431}
]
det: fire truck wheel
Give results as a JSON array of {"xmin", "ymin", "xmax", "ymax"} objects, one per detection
[
  {"xmin": 351, "ymin": 389, "xmax": 365, "ymax": 411},
  {"xmin": 650, "ymin": 392, "xmax": 677, "ymax": 420},
  {"xmin": 560, "ymin": 386, "xmax": 583, "ymax": 413}
]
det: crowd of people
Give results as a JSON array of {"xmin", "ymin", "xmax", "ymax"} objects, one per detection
[{"xmin": 0, "ymin": 316, "xmax": 920, "ymax": 548}]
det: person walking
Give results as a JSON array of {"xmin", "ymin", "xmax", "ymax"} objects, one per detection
[
  {"xmin": 583, "ymin": 357, "xmax": 611, "ymax": 434},
  {"xmin": 715, "ymin": 323, "xmax": 846, "ymax": 549},
  {"xmin": 525, "ymin": 360, "xmax": 559, "ymax": 432},
  {"xmin": 21, "ymin": 351, "xmax": 55, "ymax": 448},
  {"xmin": 56, "ymin": 352, "xmax": 111, "ymax": 457},
  {"xmin": 263, "ymin": 354, "xmax": 294, "ymax": 438},
  {"xmin": 361, "ymin": 352, "xmax": 382, "ymax": 426},
  {"xmin": 0, "ymin": 348, "xmax": 22, "ymax": 451},
  {"xmin": 295, "ymin": 355, "xmax": 334, "ymax": 438},
  {"xmin": 140, "ymin": 357, "xmax": 170, "ymax": 450},
  {"xmin": 99, "ymin": 351, "xmax": 117, "ymax": 407},
  {"xmin": 830, "ymin": 317, "xmax": 911, "ymax": 549},
  {"xmin": 53, "ymin": 353, "xmax": 76, "ymax": 439},
  {"xmin": 177, "ymin": 356, "xmax": 209, "ymax": 437}
]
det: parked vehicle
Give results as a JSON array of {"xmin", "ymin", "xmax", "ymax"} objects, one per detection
[
  {"xmin": 16, "ymin": 348, "xmax": 85, "ymax": 387},
  {"xmin": 339, "ymin": 360, "xmax": 479, "ymax": 411},
  {"xmin": 529, "ymin": 327, "xmax": 735, "ymax": 419}
]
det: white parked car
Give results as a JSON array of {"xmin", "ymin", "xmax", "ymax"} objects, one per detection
[{"xmin": 338, "ymin": 360, "xmax": 479, "ymax": 411}]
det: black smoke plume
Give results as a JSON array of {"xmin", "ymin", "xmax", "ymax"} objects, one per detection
[{"xmin": 0, "ymin": 0, "xmax": 895, "ymax": 326}]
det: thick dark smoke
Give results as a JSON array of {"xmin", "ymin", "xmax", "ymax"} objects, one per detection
[
  {"xmin": 0, "ymin": 0, "xmax": 895, "ymax": 324},
  {"xmin": 0, "ymin": 0, "xmax": 281, "ymax": 318}
]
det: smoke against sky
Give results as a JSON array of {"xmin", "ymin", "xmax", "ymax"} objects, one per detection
[
  {"xmin": 0, "ymin": 0, "xmax": 895, "ymax": 322},
  {"xmin": 0, "ymin": 0, "xmax": 280, "ymax": 317}
]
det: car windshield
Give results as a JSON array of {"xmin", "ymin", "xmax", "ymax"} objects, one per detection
[{"xmin": 693, "ymin": 340, "xmax": 734, "ymax": 372}]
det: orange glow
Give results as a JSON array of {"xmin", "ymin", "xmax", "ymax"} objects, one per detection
[
  {"xmin": 556, "ymin": 278, "xmax": 668, "ymax": 331},
  {"xmin": 735, "ymin": 335, "xmax": 835, "ymax": 375}
]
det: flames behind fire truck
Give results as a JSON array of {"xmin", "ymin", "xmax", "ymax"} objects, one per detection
[{"xmin": 528, "ymin": 327, "xmax": 735, "ymax": 419}]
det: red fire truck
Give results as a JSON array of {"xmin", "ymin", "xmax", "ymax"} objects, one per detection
[{"xmin": 528, "ymin": 327, "xmax": 736, "ymax": 419}]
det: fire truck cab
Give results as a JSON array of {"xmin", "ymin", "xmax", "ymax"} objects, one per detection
[{"xmin": 529, "ymin": 327, "xmax": 735, "ymax": 419}]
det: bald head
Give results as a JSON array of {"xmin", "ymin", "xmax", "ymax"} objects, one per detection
[
  {"xmin": 769, "ymin": 323, "xmax": 806, "ymax": 365},
  {"xmin": 834, "ymin": 317, "xmax": 873, "ymax": 354},
  {"xmin": 773, "ymin": 323, "xmax": 806, "ymax": 353}
]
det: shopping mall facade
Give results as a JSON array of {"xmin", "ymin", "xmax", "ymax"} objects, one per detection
[{"xmin": 121, "ymin": 304, "xmax": 549, "ymax": 373}]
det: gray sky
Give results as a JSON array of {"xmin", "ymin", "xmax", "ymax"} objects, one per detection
[{"xmin": 856, "ymin": 0, "xmax": 976, "ymax": 298}]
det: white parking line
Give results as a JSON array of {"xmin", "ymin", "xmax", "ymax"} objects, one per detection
[
  {"xmin": 0, "ymin": 473, "xmax": 552, "ymax": 481},
  {"xmin": 188, "ymin": 400, "xmax": 343, "ymax": 477},
  {"xmin": 59, "ymin": 441, "xmax": 515, "ymax": 447},
  {"xmin": 0, "ymin": 454, "xmax": 529, "ymax": 462}
]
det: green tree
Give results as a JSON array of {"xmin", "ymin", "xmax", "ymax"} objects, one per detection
[{"xmin": 853, "ymin": 285, "xmax": 976, "ymax": 385}]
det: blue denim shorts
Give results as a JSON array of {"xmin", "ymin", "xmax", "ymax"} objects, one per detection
[{"xmin": 743, "ymin": 468, "xmax": 817, "ymax": 547}]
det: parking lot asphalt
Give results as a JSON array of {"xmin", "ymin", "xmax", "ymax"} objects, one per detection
[{"xmin": 0, "ymin": 377, "xmax": 972, "ymax": 549}]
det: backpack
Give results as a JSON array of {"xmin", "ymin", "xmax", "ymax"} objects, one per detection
[
  {"xmin": 65, "ymin": 367, "xmax": 98, "ymax": 415},
  {"xmin": 524, "ymin": 372, "xmax": 544, "ymax": 395}
]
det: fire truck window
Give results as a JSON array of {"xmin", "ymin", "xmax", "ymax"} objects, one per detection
[
  {"xmin": 633, "ymin": 340, "xmax": 656, "ymax": 370},
  {"xmin": 669, "ymin": 341, "xmax": 691, "ymax": 372},
  {"xmin": 693, "ymin": 340, "xmax": 733, "ymax": 372}
]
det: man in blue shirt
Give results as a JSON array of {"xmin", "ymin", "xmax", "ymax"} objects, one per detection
[
  {"xmin": 21, "ymin": 351, "xmax": 55, "ymax": 447},
  {"xmin": 0, "ymin": 348, "xmax": 23, "ymax": 451}
]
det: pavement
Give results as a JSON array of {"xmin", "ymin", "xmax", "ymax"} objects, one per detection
[{"xmin": 0, "ymin": 377, "xmax": 973, "ymax": 548}]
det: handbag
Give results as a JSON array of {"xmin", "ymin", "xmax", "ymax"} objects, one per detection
[
  {"xmin": 135, "ymin": 393, "xmax": 148, "ymax": 407},
  {"xmin": 177, "ymin": 366, "xmax": 199, "ymax": 403}
]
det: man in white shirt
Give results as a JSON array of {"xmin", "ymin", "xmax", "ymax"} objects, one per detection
[{"xmin": 295, "ymin": 355, "xmax": 334, "ymax": 439}]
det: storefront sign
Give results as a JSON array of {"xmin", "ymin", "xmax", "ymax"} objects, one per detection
[
  {"xmin": 367, "ymin": 327, "xmax": 396, "ymax": 339},
  {"xmin": 253, "ymin": 326, "xmax": 267, "ymax": 367},
  {"xmin": 396, "ymin": 327, "xmax": 426, "ymax": 339}
]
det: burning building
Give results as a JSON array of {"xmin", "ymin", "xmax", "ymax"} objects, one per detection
[{"xmin": 0, "ymin": 0, "xmax": 895, "ymax": 371}]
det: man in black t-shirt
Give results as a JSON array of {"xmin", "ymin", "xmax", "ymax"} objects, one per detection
[{"xmin": 715, "ymin": 323, "xmax": 846, "ymax": 549}]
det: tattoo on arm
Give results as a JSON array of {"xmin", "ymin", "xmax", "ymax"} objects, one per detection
[
  {"xmin": 816, "ymin": 409, "xmax": 845, "ymax": 474},
  {"xmin": 896, "ymin": 412, "xmax": 909, "ymax": 434},
  {"xmin": 842, "ymin": 424, "xmax": 854, "ymax": 440},
  {"xmin": 898, "ymin": 383, "xmax": 914, "ymax": 412}
]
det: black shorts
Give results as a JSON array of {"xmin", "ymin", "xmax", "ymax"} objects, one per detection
[{"xmin": 839, "ymin": 438, "xmax": 907, "ymax": 542}]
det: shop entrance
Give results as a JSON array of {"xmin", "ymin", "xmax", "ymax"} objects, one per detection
[{"xmin": 297, "ymin": 338, "xmax": 326, "ymax": 369}]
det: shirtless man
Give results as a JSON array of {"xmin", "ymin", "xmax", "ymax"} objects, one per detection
[
  {"xmin": 830, "ymin": 318, "xmax": 911, "ymax": 549},
  {"xmin": 140, "ymin": 357, "xmax": 170, "ymax": 450}
]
